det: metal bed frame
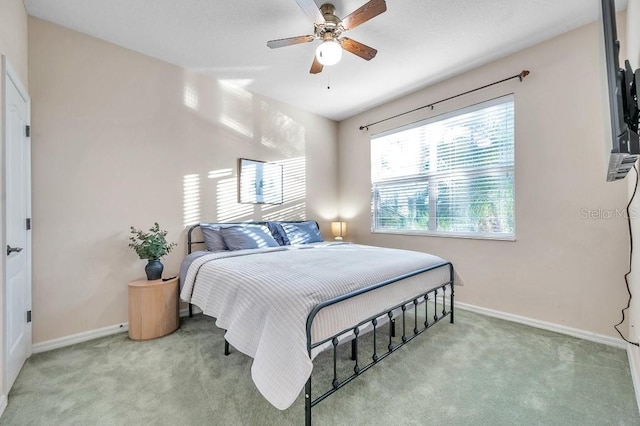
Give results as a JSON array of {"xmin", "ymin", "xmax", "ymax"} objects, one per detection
[{"xmin": 185, "ymin": 222, "xmax": 454, "ymax": 425}]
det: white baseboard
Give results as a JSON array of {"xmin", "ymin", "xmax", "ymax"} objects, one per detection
[
  {"xmin": 32, "ymin": 323, "xmax": 129, "ymax": 354},
  {"xmin": 627, "ymin": 344, "xmax": 640, "ymax": 414},
  {"xmin": 0, "ymin": 394, "xmax": 7, "ymax": 418},
  {"xmin": 455, "ymin": 301, "xmax": 626, "ymax": 349},
  {"xmin": 32, "ymin": 307, "xmax": 200, "ymax": 354}
]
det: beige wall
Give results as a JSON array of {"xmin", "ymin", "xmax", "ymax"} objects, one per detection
[
  {"xmin": 0, "ymin": 0, "xmax": 28, "ymax": 400},
  {"xmin": 28, "ymin": 17, "xmax": 338, "ymax": 343},
  {"xmin": 338, "ymin": 18, "xmax": 629, "ymax": 337},
  {"xmin": 627, "ymin": 2, "xmax": 640, "ymax": 346},
  {"xmin": 0, "ymin": 0, "xmax": 28, "ymax": 86},
  {"xmin": 23, "ymin": 6, "xmax": 636, "ymax": 345}
]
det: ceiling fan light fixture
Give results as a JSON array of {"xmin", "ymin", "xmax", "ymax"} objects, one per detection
[
  {"xmin": 315, "ymin": 40, "xmax": 342, "ymax": 66},
  {"xmin": 266, "ymin": 0, "xmax": 387, "ymax": 74}
]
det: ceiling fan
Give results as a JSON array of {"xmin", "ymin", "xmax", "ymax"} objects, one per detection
[{"xmin": 267, "ymin": 0, "xmax": 387, "ymax": 74}]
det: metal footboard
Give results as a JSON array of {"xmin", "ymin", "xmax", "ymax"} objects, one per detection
[
  {"xmin": 186, "ymin": 221, "xmax": 455, "ymax": 424},
  {"xmin": 304, "ymin": 261, "xmax": 455, "ymax": 426}
]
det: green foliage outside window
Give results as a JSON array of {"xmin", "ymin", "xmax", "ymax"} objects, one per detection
[{"xmin": 371, "ymin": 95, "xmax": 515, "ymax": 239}]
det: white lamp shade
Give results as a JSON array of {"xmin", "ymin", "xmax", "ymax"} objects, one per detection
[
  {"xmin": 331, "ymin": 221, "xmax": 346, "ymax": 239},
  {"xmin": 315, "ymin": 40, "xmax": 342, "ymax": 66}
]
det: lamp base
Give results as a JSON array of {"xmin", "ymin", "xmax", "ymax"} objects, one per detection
[{"xmin": 334, "ymin": 236, "xmax": 343, "ymax": 241}]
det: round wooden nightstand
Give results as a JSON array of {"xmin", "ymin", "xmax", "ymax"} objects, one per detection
[{"xmin": 128, "ymin": 276, "xmax": 179, "ymax": 341}]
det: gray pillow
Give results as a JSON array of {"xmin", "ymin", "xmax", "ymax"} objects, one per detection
[
  {"xmin": 280, "ymin": 221, "xmax": 323, "ymax": 245},
  {"xmin": 220, "ymin": 225, "xmax": 280, "ymax": 250},
  {"xmin": 200, "ymin": 224, "xmax": 228, "ymax": 251}
]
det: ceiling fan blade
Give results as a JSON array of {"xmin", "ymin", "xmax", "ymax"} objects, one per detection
[
  {"xmin": 310, "ymin": 55, "xmax": 323, "ymax": 74},
  {"xmin": 296, "ymin": 0, "xmax": 325, "ymax": 25},
  {"xmin": 340, "ymin": 37, "xmax": 377, "ymax": 60},
  {"xmin": 342, "ymin": 0, "xmax": 387, "ymax": 31},
  {"xmin": 267, "ymin": 35, "xmax": 315, "ymax": 49}
]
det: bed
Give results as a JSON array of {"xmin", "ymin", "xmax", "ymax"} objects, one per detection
[{"xmin": 180, "ymin": 221, "xmax": 454, "ymax": 425}]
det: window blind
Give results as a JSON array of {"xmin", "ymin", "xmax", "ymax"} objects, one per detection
[{"xmin": 371, "ymin": 95, "xmax": 515, "ymax": 239}]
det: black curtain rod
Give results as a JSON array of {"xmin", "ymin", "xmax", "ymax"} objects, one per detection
[{"xmin": 359, "ymin": 69, "xmax": 530, "ymax": 131}]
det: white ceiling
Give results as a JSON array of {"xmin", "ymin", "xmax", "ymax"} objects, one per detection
[{"xmin": 24, "ymin": 0, "xmax": 628, "ymax": 121}]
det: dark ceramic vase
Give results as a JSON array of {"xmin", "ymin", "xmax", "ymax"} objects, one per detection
[{"xmin": 145, "ymin": 259, "xmax": 163, "ymax": 280}]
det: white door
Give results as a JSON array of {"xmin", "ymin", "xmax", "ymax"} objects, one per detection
[{"xmin": 3, "ymin": 57, "xmax": 32, "ymax": 392}]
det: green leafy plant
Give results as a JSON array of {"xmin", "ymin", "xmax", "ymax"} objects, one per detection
[{"xmin": 129, "ymin": 223, "xmax": 177, "ymax": 260}]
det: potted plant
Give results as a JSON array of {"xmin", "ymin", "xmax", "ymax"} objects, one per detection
[{"xmin": 129, "ymin": 222, "xmax": 177, "ymax": 280}]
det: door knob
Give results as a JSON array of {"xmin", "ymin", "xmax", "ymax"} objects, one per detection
[{"xmin": 6, "ymin": 245, "xmax": 23, "ymax": 256}]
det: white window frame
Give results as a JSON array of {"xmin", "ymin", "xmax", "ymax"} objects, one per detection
[{"xmin": 370, "ymin": 94, "xmax": 515, "ymax": 241}]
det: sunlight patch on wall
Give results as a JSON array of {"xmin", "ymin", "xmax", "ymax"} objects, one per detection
[
  {"xmin": 261, "ymin": 156, "xmax": 306, "ymax": 220},
  {"xmin": 279, "ymin": 157, "xmax": 306, "ymax": 203},
  {"xmin": 208, "ymin": 168, "xmax": 233, "ymax": 179},
  {"xmin": 216, "ymin": 177, "xmax": 253, "ymax": 222},
  {"xmin": 219, "ymin": 79, "xmax": 254, "ymax": 140},
  {"xmin": 183, "ymin": 84, "xmax": 199, "ymax": 110},
  {"xmin": 262, "ymin": 203, "xmax": 307, "ymax": 221},
  {"xmin": 260, "ymin": 101, "xmax": 305, "ymax": 156},
  {"xmin": 260, "ymin": 136, "xmax": 278, "ymax": 151},
  {"xmin": 220, "ymin": 115, "xmax": 253, "ymax": 139},
  {"xmin": 183, "ymin": 174, "xmax": 201, "ymax": 227},
  {"xmin": 208, "ymin": 157, "xmax": 306, "ymax": 223}
]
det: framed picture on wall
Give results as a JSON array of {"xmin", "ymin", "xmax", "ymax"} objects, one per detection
[{"xmin": 238, "ymin": 158, "xmax": 283, "ymax": 204}]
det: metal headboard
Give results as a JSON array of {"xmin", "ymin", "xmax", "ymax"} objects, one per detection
[{"xmin": 186, "ymin": 220, "xmax": 319, "ymax": 254}]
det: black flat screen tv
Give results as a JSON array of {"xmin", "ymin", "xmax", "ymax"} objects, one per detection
[{"xmin": 601, "ymin": 0, "xmax": 640, "ymax": 181}]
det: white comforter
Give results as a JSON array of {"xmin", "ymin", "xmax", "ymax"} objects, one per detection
[{"xmin": 180, "ymin": 243, "xmax": 451, "ymax": 410}]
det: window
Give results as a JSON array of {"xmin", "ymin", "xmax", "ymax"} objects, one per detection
[{"xmin": 371, "ymin": 95, "xmax": 515, "ymax": 239}]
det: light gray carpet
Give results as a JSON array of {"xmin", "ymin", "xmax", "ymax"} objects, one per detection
[{"xmin": 1, "ymin": 309, "xmax": 638, "ymax": 425}]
